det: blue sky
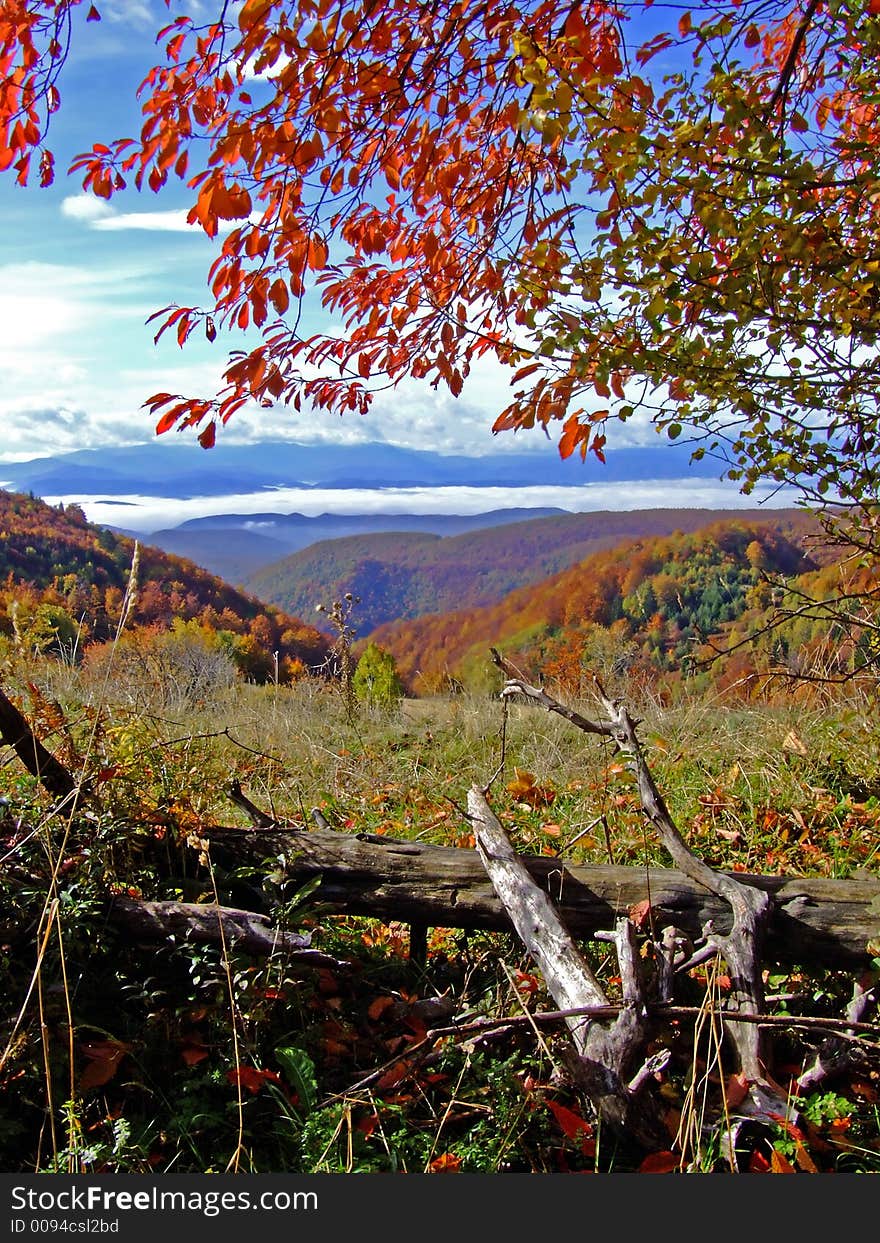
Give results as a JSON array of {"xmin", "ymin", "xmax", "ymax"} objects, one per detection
[{"xmin": 0, "ymin": 1, "xmax": 689, "ymax": 464}]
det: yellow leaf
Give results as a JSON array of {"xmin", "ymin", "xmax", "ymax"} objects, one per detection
[{"xmin": 782, "ymin": 730, "xmax": 808, "ymax": 757}]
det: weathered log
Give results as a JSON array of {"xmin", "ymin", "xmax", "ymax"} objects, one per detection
[{"xmin": 205, "ymin": 824, "xmax": 880, "ymax": 968}]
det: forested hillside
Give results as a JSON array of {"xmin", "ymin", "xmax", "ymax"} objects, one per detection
[
  {"xmin": 0, "ymin": 490, "xmax": 330, "ymax": 682},
  {"xmin": 370, "ymin": 516, "xmax": 842, "ymax": 694},
  {"xmin": 246, "ymin": 507, "xmax": 817, "ymax": 638}
]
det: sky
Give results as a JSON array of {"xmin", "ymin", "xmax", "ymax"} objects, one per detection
[{"xmin": 0, "ymin": 2, "xmax": 799, "ymax": 525}]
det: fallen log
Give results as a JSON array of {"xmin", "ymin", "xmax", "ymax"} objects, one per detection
[
  {"xmin": 204, "ymin": 824, "xmax": 880, "ymax": 968},
  {"xmin": 107, "ymin": 894, "xmax": 353, "ymax": 971}
]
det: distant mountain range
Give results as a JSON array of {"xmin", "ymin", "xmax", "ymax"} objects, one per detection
[
  {"xmin": 0, "ymin": 440, "xmax": 795, "ymax": 594},
  {"xmin": 0, "ymin": 437, "xmax": 724, "ymax": 500},
  {"xmin": 143, "ymin": 508, "xmax": 566, "ymax": 586}
]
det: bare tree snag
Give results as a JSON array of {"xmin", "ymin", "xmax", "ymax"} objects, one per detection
[
  {"xmin": 468, "ymin": 784, "xmax": 668, "ymax": 1149},
  {"xmin": 0, "ymin": 683, "xmax": 79, "ymax": 804},
  {"xmin": 591, "ymin": 683, "xmax": 773, "ymax": 1090},
  {"xmin": 490, "ymin": 650, "xmax": 788, "ymax": 1123}
]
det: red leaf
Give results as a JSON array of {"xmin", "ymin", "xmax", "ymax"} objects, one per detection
[
  {"xmin": 638, "ymin": 1150, "xmax": 679, "ymax": 1173},
  {"xmin": 628, "ymin": 899, "xmax": 652, "ymax": 930},
  {"xmin": 227, "ymin": 1065, "xmax": 281, "ymax": 1094},
  {"xmin": 198, "ymin": 421, "xmax": 216, "ymax": 449},
  {"xmin": 546, "ymin": 1099, "xmax": 591, "ymax": 1140},
  {"xmin": 155, "ymin": 409, "xmax": 179, "ymax": 435},
  {"xmin": 748, "ymin": 1148, "xmax": 772, "ymax": 1173},
  {"xmin": 79, "ymin": 1040, "xmax": 131, "ymax": 1090},
  {"xmin": 724, "ymin": 1071, "xmax": 750, "ymax": 1109}
]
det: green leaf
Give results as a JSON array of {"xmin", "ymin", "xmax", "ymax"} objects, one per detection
[{"xmin": 275, "ymin": 1046, "xmax": 317, "ymax": 1114}]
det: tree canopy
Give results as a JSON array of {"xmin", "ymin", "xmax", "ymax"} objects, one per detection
[{"xmin": 2, "ymin": 0, "xmax": 879, "ymax": 526}]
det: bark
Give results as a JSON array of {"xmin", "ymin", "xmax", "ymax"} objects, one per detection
[
  {"xmin": 468, "ymin": 784, "xmax": 668, "ymax": 1150},
  {"xmin": 491, "ymin": 653, "xmax": 783, "ymax": 1114}
]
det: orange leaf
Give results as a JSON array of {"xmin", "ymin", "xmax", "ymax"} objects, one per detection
[
  {"xmin": 770, "ymin": 1148, "xmax": 797, "ymax": 1174},
  {"xmin": 507, "ymin": 767, "xmax": 555, "ymax": 808},
  {"xmin": 429, "ymin": 1153, "xmax": 462, "ymax": 1172},
  {"xmin": 367, "ymin": 996, "xmax": 395, "ymax": 1022},
  {"xmin": 180, "ymin": 1044, "xmax": 210, "ymax": 1067},
  {"xmin": 375, "ymin": 1058, "xmax": 412, "ymax": 1091}
]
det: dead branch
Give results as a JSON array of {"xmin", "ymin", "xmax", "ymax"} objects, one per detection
[
  {"xmin": 468, "ymin": 784, "xmax": 668, "ymax": 1149},
  {"xmin": 796, "ymin": 970, "xmax": 879, "ymax": 1093},
  {"xmin": 492, "ymin": 650, "xmax": 782, "ymax": 1110}
]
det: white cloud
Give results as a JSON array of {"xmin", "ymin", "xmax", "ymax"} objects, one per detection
[
  {"xmin": 61, "ymin": 195, "xmax": 114, "ymax": 223},
  {"xmin": 41, "ymin": 479, "xmax": 802, "ymax": 535},
  {"xmin": 62, "ymin": 193, "xmax": 248, "ymax": 234},
  {"xmin": 93, "ymin": 210, "xmax": 202, "ymax": 232}
]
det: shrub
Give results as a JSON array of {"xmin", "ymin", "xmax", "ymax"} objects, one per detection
[{"xmin": 352, "ymin": 642, "xmax": 404, "ymax": 709}]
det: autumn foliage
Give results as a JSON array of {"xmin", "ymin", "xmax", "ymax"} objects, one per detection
[{"xmin": 0, "ymin": 490, "xmax": 329, "ymax": 680}]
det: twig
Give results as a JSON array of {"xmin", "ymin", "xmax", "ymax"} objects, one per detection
[{"xmin": 429, "ymin": 1004, "xmax": 880, "ymax": 1049}]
